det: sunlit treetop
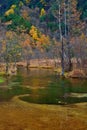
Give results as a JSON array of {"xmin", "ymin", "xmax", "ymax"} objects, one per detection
[
  {"xmin": 19, "ymin": 1, "xmax": 24, "ymax": 7},
  {"xmin": 5, "ymin": 9, "xmax": 14, "ymax": 16},
  {"xmin": 40, "ymin": 8, "xmax": 46, "ymax": 17},
  {"xmin": 10, "ymin": 4, "xmax": 16, "ymax": 9},
  {"xmin": 29, "ymin": 25, "xmax": 40, "ymax": 41},
  {"xmin": 25, "ymin": 0, "xmax": 31, "ymax": 4},
  {"xmin": 5, "ymin": 4, "xmax": 16, "ymax": 16}
]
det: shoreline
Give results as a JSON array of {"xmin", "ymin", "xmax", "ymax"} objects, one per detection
[{"xmin": 0, "ymin": 66, "xmax": 87, "ymax": 80}]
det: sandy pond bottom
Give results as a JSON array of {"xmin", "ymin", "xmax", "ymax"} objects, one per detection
[{"xmin": 0, "ymin": 96, "xmax": 87, "ymax": 130}]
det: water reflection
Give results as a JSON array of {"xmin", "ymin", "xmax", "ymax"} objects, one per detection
[{"xmin": 0, "ymin": 68, "xmax": 87, "ymax": 104}]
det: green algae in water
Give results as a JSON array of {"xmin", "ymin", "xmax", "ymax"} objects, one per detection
[
  {"xmin": 19, "ymin": 78, "xmax": 87, "ymax": 105},
  {"xmin": 0, "ymin": 68, "xmax": 87, "ymax": 104},
  {"xmin": 0, "ymin": 86, "xmax": 31, "ymax": 102}
]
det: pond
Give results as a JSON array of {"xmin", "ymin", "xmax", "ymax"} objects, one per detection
[{"xmin": 0, "ymin": 68, "xmax": 87, "ymax": 105}]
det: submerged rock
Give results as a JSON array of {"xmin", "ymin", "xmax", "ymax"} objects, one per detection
[{"xmin": 70, "ymin": 93, "xmax": 87, "ymax": 98}]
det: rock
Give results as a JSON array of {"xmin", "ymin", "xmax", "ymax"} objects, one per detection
[
  {"xmin": 67, "ymin": 69, "xmax": 87, "ymax": 78},
  {"xmin": 70, "ymin": 93, "xmax": 87, "ymax": 98}
]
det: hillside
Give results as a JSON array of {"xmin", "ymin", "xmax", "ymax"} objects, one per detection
[
  {"xmin": 0, "ymin": 0, "xmax": 87, "ymax": 75},
  {"xmin": 0, "ymin": 0, "xmax": 86, "ymax": 18},
  {"xmin": 0, "ymin": 0, "xmax": 85, "ymax": 36}
]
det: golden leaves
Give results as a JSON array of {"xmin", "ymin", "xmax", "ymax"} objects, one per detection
[
  {"xmin": 5, "ymin": 9, "xmax": 14, "ymax": 16},
  {"xmin": 29, "ymin": 25, "xmax": 50, "ymax": 50},
  {"xmin": 6, "ymin": 31, "xmax": 13, "ymax": 39},
  {"xmin": 11, "ymin": 5, "xmax": 16, "ymax": 9},
  {"xmin": 29, "ymin": 26, "xmax": 39, "ymax": 41},
  {"xmin": 38, "ymin": 34, "xmax": 49, "ymax": 45},
  {"xmin": 25, "ymin": 0, "xmax": 30, "ymax": 4},
  {"xmin": 5, "ymin": 4, "xmax": 16, "ymax": 16},
  {"xmin": 19, "ymin": 1, "xmax": 24, "ymax": 7},
  {"xmin": 40, "ymin": 8, "xmax": 46, "ymax": 17}
]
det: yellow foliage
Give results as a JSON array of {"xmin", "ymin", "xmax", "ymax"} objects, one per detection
[
  {"xmin": 11, "ymin": 4, "xmax": 16, "ymax": 9},
  {"xmin": 32, "ymin": 32, "xmax": 38, "ymax": 40},
  {"xmin": 40, "ymin": 8, "xmax": 46, "ymax": 17},
  {"xmin": 29, "ymin": 26, "xmax": 39, "ymax": 40},
  {"xmin": 6, "ymin": 31, "xmax": 13, "ymax": 39},
  {"xmin": 29, "ymin": 26, "xmax": 50, "ymax": 50},
  {"xmin": 5, "ymin": 4, "xmax": 16, "ymax": 16},
  {"xmin": 19, "ymin": 1, "xmax": 24, "ymax": 7},
  {"xmin": 30, "ymin": 26, "xmax": 37, "ymax": 32},
  {"xmin": 5, "ymin": 8, "xmax": 14, "ymax": 16},
  {"xmin": 25, "ymin": 0, "xmax": 30, "ymax": 4},
  {"xmin": 38, "ymin": 34, "xmax": 49, "ymax": 45},
  {"xmin": 80, "ymin": 33, "xmax": 85, "ymax": 40}
]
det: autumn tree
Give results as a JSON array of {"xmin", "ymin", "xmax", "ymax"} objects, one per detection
[
  {"xmin": 40, "ymin": 8, "xmax": 46, "ymax": 17},
  {"xmin": 73, "ymin": 33, "xmax": 87, "ymax": 69},
  {"xmin": 29, "ymin": 25, "xmax": 51, "ymax": 65},
  {"xmin": 4, "ymin": 31, "xmax": 21, "ymax": 73},
  {"xmin": 20, "ymin": 33, "xmax": 34, "ymax": 69},
  {"xmin": 37, "ymin": 34, "xmax": 50, "ymax": 64},
  {"xmin": 50, "ymin": 0, "xmax": 65, "ymax": 76},
  {"xmin": 29, "ymin": 25, "xmax": 40, "ymax": 41}
]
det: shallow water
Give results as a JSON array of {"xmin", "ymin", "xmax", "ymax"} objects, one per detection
[{"xmin": 0, "ymin": 68, "xmax": 87, "ymax": 104}]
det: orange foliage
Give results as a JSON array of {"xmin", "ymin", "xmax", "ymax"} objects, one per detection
[
  {"xmin": 22, "ymin": 38, "xmax": 31, "ymax": 48},
  {"xmin": 29, "ymin": 25, "xmax": 50, "ymax": 50},
  {"xmin": 38, "ymin": 34, "xmax": 49, "ymax": 45},
  {"xmin": 6, "ymin": 31, "xmax": 14, "ymax": 39}
]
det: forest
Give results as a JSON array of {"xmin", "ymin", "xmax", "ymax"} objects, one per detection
[
  {"xmin": 0, "ymin": 1, "xmax": 87, "ymax": 130},
  {"xmin": 0, "ymin": 0, "xmax": 87, "ymax": 76},
  {"xmin": 0, "ymin": 0, "xmax": 87, "ymax": 77}
]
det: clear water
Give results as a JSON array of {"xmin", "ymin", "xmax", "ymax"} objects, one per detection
[{"xmin": 0, "ymin": 68, "xmax": 87, "ymax": 105}]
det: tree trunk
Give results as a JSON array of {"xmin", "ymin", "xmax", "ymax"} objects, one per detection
[
  {"xmin": 61, "ymin": 37, "xmax": 64, "ymax": 76},
  {"xmin": 26, "ymin": 60, "xmax": 30, "ymax": 70},
  {"xmin": 59, "ymin": 2, "xmax": 65, "ymax": 76},
  {"xmin": 6, "ymin": 62, "xmax": 9, "ymax": 74},
  {"xmin": 67, "ymin": 0, "xmax": 72, "ymax": 71}
]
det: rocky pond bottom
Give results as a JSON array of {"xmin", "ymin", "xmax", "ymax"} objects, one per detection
[{"xmin": 0, "ymin": 68, "xmax": 87, "ymax": 105}]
